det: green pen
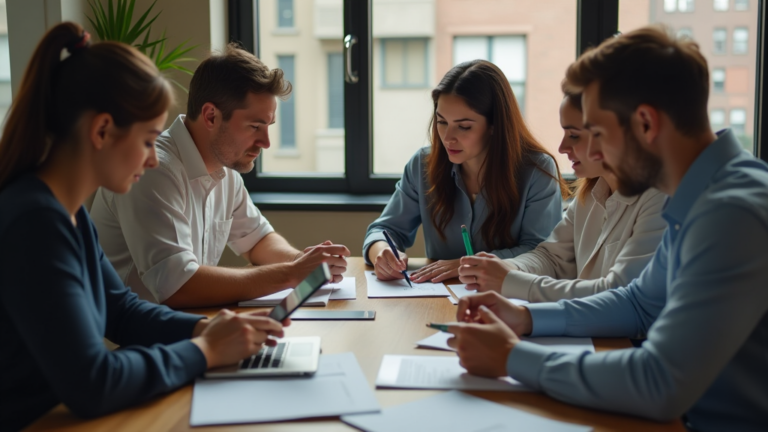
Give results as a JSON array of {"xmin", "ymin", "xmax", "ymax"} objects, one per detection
[
  {"xmin": 426, "ymin": 322, "xmax": 464, "ymax": 332},
  {"xmin": 461, "ymin": 224, "xmax": 474, "ymax": 256}
]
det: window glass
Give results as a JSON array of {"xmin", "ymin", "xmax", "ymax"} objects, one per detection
[
  {"xmin": 371, "ymin": 0, "xmax": 575, "ymax": 175},
  {"xmin": 0, "ymin": 0, "xmax": 11, "ymax": 132},
  {"xmin": 732, "ymin": 27, "xmax": 748, "ymax": 54},
  {"xmin": 256, "ymin": 0, "xmax": 345, "ymax": 174},
  {"xmin": 678, "ymin": 0, "xmax": 695, "ymax": 12},
  {"xmin": 677, "ymin": 27, "xmax": 693, "ymax": 38},
  {"xmin": 620, "ymin": 0, "xmax": 759, "ymax": 153},
  {"xmin": 664, "ymin": 0, "xmax": 677, "ymax": 12},
  {"xmin": 734, "ymin": 0, "xmax": 748, "ymax": 11},
  {"xmin": 713, "ymin": 0, "xmax": 729, "ymax": 11}
]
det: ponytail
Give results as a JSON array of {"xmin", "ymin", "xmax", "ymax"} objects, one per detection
[{"xmin": 0, "ymin": 22, "xmax": 173, "ymax": 191}]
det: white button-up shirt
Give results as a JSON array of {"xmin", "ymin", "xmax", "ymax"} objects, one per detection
[
  {"xmin": 501, "ymin": 178, "xmax": 667, "ymax": 302},
  {"xmin": 90, "ymin": 115, "xmax": 274, "ymax": 302}
]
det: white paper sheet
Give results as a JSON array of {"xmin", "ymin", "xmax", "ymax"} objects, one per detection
[
  {"xmin": 328, "ymin": 277, "xmax": 356, "ymax": 300},
  {"xmin": 342, "ymin": 390, "xmax": 592, "ymax": 432},
  {"xmin": 376, "ymin": 355, "xmax": 528, "ymax": 391},
  {"xmin": 190, "ymin": 352, "xmax": 380, "ymax": 426},
  {"xmin": 238, "ymin": 287, "xmax": 333, "ymax": 307},
  {"xmin": 416, "ymin": 331, "xmax": 596, "ymax": 354},
  {"xmin": 446, "ymin": 284, "xmax": 530, "ymax": 307},
  {"xmin": 365, "ymin": 271, "xmax": 450, "ymax": 298}
]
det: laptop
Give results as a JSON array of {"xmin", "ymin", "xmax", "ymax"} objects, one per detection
[{"xmin": 205, "ymin": 336, "xmax": 321, "ymax": 378}]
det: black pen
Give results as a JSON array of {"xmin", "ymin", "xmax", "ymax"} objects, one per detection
[{"xmin": 382, "ymin": 230, "xmax": 413, "ymax": 287}]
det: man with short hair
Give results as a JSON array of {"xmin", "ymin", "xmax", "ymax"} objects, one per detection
[
  {"xmin": 451, "ymin": 26, "xmax": 768, "ymax": 430},
  {"xmin": 91, "ymin": 44, "xmax": 350, "ymax": 308}
]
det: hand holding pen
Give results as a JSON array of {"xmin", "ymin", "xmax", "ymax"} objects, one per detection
[{"xmin": 370, "ymin": 230, "xmax": 413, "ymax": 286}]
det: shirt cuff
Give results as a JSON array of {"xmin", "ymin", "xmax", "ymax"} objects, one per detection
[
  {"xmin": 526, "ymin": 302, "xmax": 567, "ymax": 336},
  {"xmin": 501, "ymin": 271, "xmax": 537, "ymax": 300},
  {"xmin": 506, "ymin": 340, "xmax": 553, "ymax": 391},
  {"xmin": 142, "ymin": 251, "xmax": 200, "ymax": 303},
  {"xmin": 170, "ymin": 339, "xmax": 209, "ymax": 374},
  {"xmin": 228, "ymin": 224, "xmax": 276, "ymax": 255}
]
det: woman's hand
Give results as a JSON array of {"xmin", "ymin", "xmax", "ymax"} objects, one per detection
[
  {"xmin": 410, "ymin": 259, "xmax": 461, "ymax": 283},
  {"xmin": 370, "ymin": 241, "xmax": 409, "ymax": 281},
  {"xmin": 458, "ymin": 252, "xmax": 518, "ymax": 293},
  {"xmin": 192, "ymin": 309, "xmax": 290, "ymax": 369}
]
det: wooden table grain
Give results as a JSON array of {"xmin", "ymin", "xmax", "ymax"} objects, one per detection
[{"xmin": 26, "ymin": 258, "xmax": 685, "ymax": 431}]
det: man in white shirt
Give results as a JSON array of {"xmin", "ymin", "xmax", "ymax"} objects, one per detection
[{"xmin": 91, "ymin": 44, "xmax": 350, "ymax": 308}]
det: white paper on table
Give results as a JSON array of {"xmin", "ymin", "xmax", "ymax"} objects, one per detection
[
  {"xmin": 238, "ymin": 287, "xmax": 333, "ymax": 307},
  {"xmin": 446, "ymin": 284, "xmax": 530, "ymax": 307},
  {"xmin": 190, "ymin": 352, "xmax": 380, "ymax": 426},
  {"xmin": 416, "ymin": 331, "xmax": 595, "ymax": 354},
  {"xmin": 328, "ymin": 277, "xmax": 356, "ymax": 300},
  {"xmin": 365, "ymin": 271, "xmax": 450, "ymax": 298},
  {"xmin": 376, "ymin": 355, "xmax": 528, "ymax": 391},
  {"xmin": 342, "ymin": 390, "xmax": 593, "ymax": 432}
]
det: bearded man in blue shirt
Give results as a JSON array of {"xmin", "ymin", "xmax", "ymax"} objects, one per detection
[{"xmin": 450, "ymin": 25, "xmax": 768, "ymax": 431}]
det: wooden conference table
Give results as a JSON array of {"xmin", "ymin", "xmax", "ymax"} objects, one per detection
[{"xmin": 28, "ymin": 258, "xmax": 684, "ymax": 432}]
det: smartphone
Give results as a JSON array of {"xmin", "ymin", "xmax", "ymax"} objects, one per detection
[
  {"xmin": 289, "ymin": 310, "xmax": 376, "ymax": 320},
  {"xmin": 268, "ymin": 263, "xmax": 331, "ymax": 321}
]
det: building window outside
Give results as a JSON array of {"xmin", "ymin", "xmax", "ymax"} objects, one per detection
[
  {"xmin": 712, "ymin": 68, "xmax": 725, "ymax": 92},
  {"xmin": 677, "ymin": 27, "xmax": 693, "ymax": 39},
  {"xmin": 713, "ymin": 28, "xmax": 727, "ymax": 53},
  {"xmin": 710, "ymin": 109, "xmax": 726, "ymax": 131},
  {"xmin": 734, "ymin": 0, "xmax": 749, "ymax": 10},
  {"xmin": 327, "ymin": 53, "xmax": 344, "ymax": 129},
  {"xmin": 664, "ymin": 0, "xmax": 677, "ymax": 11},
  {"xmin": 713, "ymin": 0, "xmax": 729, "ymax": 11},
  {"xmin": 678, "ymin": 0, "xmax": 695, "ymax": 12},
  {"xmin": 277, "ymin": 55, "xmax": 296, "ymax": 149},
  {"xmin": 381, "ymin": 39, "xmax": 429, "ymax": 88},
  {"xmin": 453, "ymin": 35, "xmax": 527, "ymax": 113},
  {"xmin": 733, "ymin": 27, "xmax": 748, "ymax": 54},
  {"xmin": 277, "ymin": 0, "xmax": 294, "ymax": 28},
  {"xmin": 729, "ymin": 108, "xmax": 746, "ymax": 135}
]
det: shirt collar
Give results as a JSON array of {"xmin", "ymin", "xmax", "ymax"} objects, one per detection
[
  {"xmin": 662, "ymin": 128, "xmax": 743, "ymax": 226},
  {"xmin": 167, "ymin": 115, "xmax": 227, "ymax": 182}
]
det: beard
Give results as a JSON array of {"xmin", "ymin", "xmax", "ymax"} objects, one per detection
[
  {"xmin": 210, "ymin": 123, "xmax": 259, "ymax": 174},
  {"xmin": 604, "ymin": 130, "xmax": 663, "ymax": 197}
]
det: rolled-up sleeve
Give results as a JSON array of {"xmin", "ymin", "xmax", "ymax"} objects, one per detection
[
  {"xmin": 226, "ymin": 174, "xmax": 274, "ymax": 255},
  {"xmin": 110, "ymin": 163, "xmax": 199, "ymax": 302}
]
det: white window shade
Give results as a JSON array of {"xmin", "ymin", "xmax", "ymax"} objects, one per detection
[
  {"xmin": 713, "ymin": 0, "xmax": 729, "ymax": 11},
  {"xmin": 490, "ymin": 36, "xmax": 526, "ymax": 82},
  {"xmin": 453, "ymin": 37, "xmax": 489, "ymax": 65},
  {"xmin": 664, "ymin": 0, "xmax": 677, "ymax": 11}
]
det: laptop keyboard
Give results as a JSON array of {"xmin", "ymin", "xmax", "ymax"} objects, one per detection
[{"xmin": 240, "ymin": 342, "xmax": 288, "ymax": 369}]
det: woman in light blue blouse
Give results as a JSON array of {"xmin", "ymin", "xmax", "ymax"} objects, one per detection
[{"xmin": 364, "ymin": 60, "xmax": 568, "ymax": 283}]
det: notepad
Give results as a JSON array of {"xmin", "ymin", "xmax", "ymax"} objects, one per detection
[
  {"xmin": 190, "ymin": 352, "xmax": 380, "ymax": 426},
  {"xmin": 365, "ymin": 271, "xmax": 450, "ymax": 298},
  {"xmin": 238, "ymin": 287, "xmax": 332, "ymax": 307},
  {"xmin": 328, "ymin": 277, "xmax": 357, "ymax": 300},
  {"xmin": 416, "ymin": 331, "xmax": 595, "ymax": 354},
  {"xmin": 342, "ymin": 391, "xmax": 592, "ymax": 432}
]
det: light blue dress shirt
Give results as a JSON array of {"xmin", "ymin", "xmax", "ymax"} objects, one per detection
[
  {"xmin": 363, "ymin": 148, "xmax": 563, "ymax": 263},
  {"xmin": 506, "ymin": 129, "xmax": 768, "ymax": 431}
]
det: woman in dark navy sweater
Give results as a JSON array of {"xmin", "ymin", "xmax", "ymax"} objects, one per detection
[{"xmin": 0, "ymin": 23, "xmax": 288, "ymax": 432}]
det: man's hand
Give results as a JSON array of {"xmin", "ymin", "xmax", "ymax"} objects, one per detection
[
  {"xmin": 446, "ymin": 305, "xmax": 520, "ymax": 378},
  {"xmin": 411, "ymin": 259, "xmax": 461, "ymax": 283},
  {"xmin": 458, "ymin": 252, "xmax": 518, "ymax": 293},
  {"xmin": 456, "ymin": 291, "xmax": 533, "ymax": 336},
  {"xmin": 292, "ymin": 241, "xmax": 350, "ymax": 284},
  {"xmin": 370, "ymin": 241, "xmax": 409, "ymax": 281},
  {"xmin": 191, "ymin": 309, "xmax": 288, "ymax": 369}
]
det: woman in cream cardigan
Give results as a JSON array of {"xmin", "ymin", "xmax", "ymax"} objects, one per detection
[{"xmin": 456, "ymin": 92, "xmax": 667, "ymax": 302}]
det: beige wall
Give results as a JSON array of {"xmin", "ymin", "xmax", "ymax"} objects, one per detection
[{"xmin": 218, "ymin": 210, "xmax": 427, "ymax": 266}]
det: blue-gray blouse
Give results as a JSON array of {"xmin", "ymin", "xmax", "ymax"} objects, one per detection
[{"xmin": 364, "ymin": 148, "xmax": 563, "ymax": 263}]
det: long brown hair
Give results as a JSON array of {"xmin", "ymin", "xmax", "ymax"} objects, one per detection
[
  {"xmin": 0, "ymin": 22, "xmax": 173, "ymax": 191},
  {"xmin": 426, "ymin": 60, "xmax": 568, "ymax": 250},
  {"xmin": 562, "ymin": 91, "xmax": 599, "ymax": 204}
]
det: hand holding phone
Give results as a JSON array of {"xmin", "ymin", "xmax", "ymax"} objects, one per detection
[{"xmin": 269, "ymin": 263, "xmax": 332, "ymax": 321}]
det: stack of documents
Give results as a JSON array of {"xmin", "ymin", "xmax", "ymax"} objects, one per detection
[
  {"xmin": 342, "ymin": 391, "xmax": 592, "ymax": 432},
  {"xmin": 190, "ymin": 352, "xmax": 380, "ymax": 426},
  {"xmin": 365, "ymin": 271, "xmax": 450, "ymax": 298},
  {"xmin": 238, "ymin": 278, "xmax": 356, "ymax": 307}
]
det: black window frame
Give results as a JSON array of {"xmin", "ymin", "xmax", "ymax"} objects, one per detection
[{"xmin": 227, "ymin": 0, "xmax": 767, "ymax": 205}]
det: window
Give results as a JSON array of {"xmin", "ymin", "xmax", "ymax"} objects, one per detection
[
  {"xmin": 664, "ymin": 0, "xmax": 677, "ymax": 12},
  {"xmin": 381, "ymin": 39, "xmax": 429, "ymax": 88},
  {"xmin": 677, "ymin": 27, "xmax": 693, "ymax": 39},
  {"xmin": 729, "ymin": 108, "xmax": 746, "ymax": 135},
  {"xmin": 0, "ymin": 1, "xmax": 11, "ymax": 132},
  {"xmin": 453, "ymin": 35, "xmax": 527, "ymax": 113},
  {"xmin": 733, "ymin": 27, "xmax": 748, "ymax": 54},
  {"xmin": 713, "ymin": 28, "xmax": 727, "ymax": 53},
  {"xmin": 710, "ymin": 109, "xmax": 726, "ymax": 130},
  {"xmin": 277, "ymin": 0, "xmax": 294, "ymax": 28},
  {"xmin": 734, "ymin": 0, "xmax": 749, "ymax": 10},
  {"xmin": 277, "ymin": 55, "xmax": 296, "ymax": 150},
  {"xmin": 678, "ymin": 0, "xmax": 695, "ymax": 12},
  {"xmin": 712, "ymin": 68, "xmax": 725, "ymax": 92},
  {"xmin": 713, "ymin": 0, "xmax": 729, "ymax": 11},
  {"xmin": 327, "ymin": 53, "xmax": 344, "ymax": 128}
]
